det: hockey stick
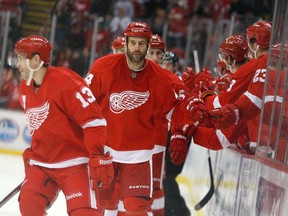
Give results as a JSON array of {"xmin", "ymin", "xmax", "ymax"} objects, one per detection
[
  {"xmin": 0, "ymin": 181, "xmax": 23, "ymax": 208},
  {"xmin": 194, "ymin": 149, "xmax": 215, "ymax": 210}
]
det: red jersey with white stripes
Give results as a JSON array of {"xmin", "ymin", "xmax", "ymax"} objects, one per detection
[
  {"xmin": 19, "ymin": 66, "xmax": 107, "ymax": 166},
  {"xmin": 205, "ymin": 54, "xmax": 268, "ymax": 109},
  {"xmin": 234, "ymin": 66, "xmax": 287, "ymax": 145},
  {"xmin": 86, "ymin": 54, "xmax": 187, "ymax": 163}
]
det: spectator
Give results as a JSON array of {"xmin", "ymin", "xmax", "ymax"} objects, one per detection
[
  {"xmin": 109, "ymin": 5, "xmax": 131, "ymax": 38},
  {"xmin": 0, "ymin": 65, "xmax": 22, "ymax": 110}
]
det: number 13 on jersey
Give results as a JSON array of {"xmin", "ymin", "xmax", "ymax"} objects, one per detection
[{"xmin": 76, "ymin": 86, "xmax": 96, "ymax": 108}]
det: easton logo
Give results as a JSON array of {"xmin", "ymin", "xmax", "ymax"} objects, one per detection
[
  {"xmin": 129, "ymin": 185, "xmax": 149, "ymax": 189},
  {"xmin": 109, "ymin": 90, "xmax": 150, "ymax": 114}
]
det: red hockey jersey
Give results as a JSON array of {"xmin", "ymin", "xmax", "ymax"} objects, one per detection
[
  {"xmin": 205, "ymin": 54, "xmax": 269, "ymax": 109},
  {"xmin": 235, "ymin": 66, "xmax": 287, "ymax": 144},
  {"xmin": 86, "ymin": 54, "xmax": 187, "ymax": 163},
  {"xmin": 19, "ymin": 66, "xmax": 107, "ymax": 167}
]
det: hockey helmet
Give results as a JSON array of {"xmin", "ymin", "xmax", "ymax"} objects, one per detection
[
  {"xmin": 219, "ymin": 35, "xmax": 248, "ymax": 62},
  {"xmin": 124, "ymin": 22, "xmax": 152, "ymax": 42},
  {"xmin": 111, "ymin": 36, "xmax": 125, "ymax": 50},
  {"xmin": 150, "ymin": 34, "xmax": 165, "ymax": 49},
  {"xmin": 14, "ymin": 35, "xmax": 52, "ymax": 64},
  {"xmin": 246, "ymin": 21, "xmax": 272, "ymax": 48},
  {"xmin": 162, "ymin": 51, "xmax": 179, "ymax": 64}
]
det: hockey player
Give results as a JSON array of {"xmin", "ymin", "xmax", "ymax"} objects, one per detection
[
  {"xmin": 169, "ymin": 30, "xmax": 267, "ymax": 165},
  {"xmin": 147, "ymin": 34, "xmax": 166, "ymax": 65},
  {"xmin": 161, "ymin": 51, "xmax": 182, "ymax": 78},
  {"xmin": 85, "ymin": 22, "xmax": 194, "ymax": 216},
  {"xmin": 8, "ymin": 35, "xmax": 113, "ymax": 216},
  {"xmin": 111, "ymin": 36, "xmax": 126, "ymax": 54},
  {"xmin": 161, "ymin": 51, "xmax": 192, "ymax": 216},
  {"xmin": 146, "ymin": 34, "xmax": 168, "ymax": 216},
  {"xmin": 206, "ymin": 20, "xmax": 272, "ymax": 151},
  {"xmin": 208, "ymin": 43, "xmax": 288, "ymax": 161}
]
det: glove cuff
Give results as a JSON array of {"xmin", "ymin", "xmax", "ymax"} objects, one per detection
[{"xmin": 201, "ymin": 90, "xmax": 216, "ymax": 100}]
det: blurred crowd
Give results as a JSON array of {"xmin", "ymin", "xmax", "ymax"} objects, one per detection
[{"xmin": 0, "ymin": 0, "xmax": 275, "ymax": 110}]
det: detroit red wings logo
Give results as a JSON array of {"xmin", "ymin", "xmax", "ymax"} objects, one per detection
[
  {"xmin": 24, "ymin": 102, "xmax": 50, "ymax": 135},
  {"xmin": 109, "ymin": 90, "xmax": 150, "ymax": 114}
]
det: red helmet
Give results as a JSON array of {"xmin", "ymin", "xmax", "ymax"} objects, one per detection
[
  {"xmin": 15, "ymin": 35, "xmax": 52, "ymax": 64},
  {"xmin": 246, "ymin": 21, "xmax": 272, "ymax": 48},
  {"xmin": 124, "ymin": 22, "xmax": 152, "ymax": 42},
  {"xmin": 111, "ymin": 36, "xmax": 125, "ymax": 49},
  {"xmin": 150, "ymin": 34, "xmax": 165, "ymax": 49},
  {"xmin": 219, "ymin": 35, "xmax": 248, "ymax": 62}
]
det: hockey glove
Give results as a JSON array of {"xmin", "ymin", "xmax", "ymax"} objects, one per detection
[
  {"xmin": 182, "ymin": 67, "xmax": 196, "ymax": 91},
  {"xmin": 185, "ymin": 93, "xmax": 213, "ymax": 127},
  {"xmin": 169, "ymin": 124, "xmax": 196, "ymax": 165},
  {"xmin": 213, "ymin": 72, "xmax": 232, "ymax": 94},
  {"xmin": 89, "ymin": 152, "xmax": 114, "ymax": 191},
  {"xmin": 208, "ymin": 103, "xmax": 240, "ymax": 129}
]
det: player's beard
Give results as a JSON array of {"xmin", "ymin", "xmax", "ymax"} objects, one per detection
[{"xmin": 126, "ymin": 49, "xmax": 146, "ymax": 64}]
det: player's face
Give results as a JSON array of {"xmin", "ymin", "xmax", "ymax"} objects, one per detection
[
  {"xmin": 147, "ymin": 48, "xmax": 164, "ymax": 65},
  {"xmin": 126, "ymin": 37, "xmax": 149, "ymax": 64},
  {"xmin": 161, "ymin": 61, "xmax": 175, "ymax": 72},
  {"xmin": 14, "ymin": 53, "xmax": 30, "ymax": 81},
  {"xmin": 113, "ymin": 47, "xmax": 125, "ymax": 54}
]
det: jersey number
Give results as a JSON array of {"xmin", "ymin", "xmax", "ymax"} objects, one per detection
[
  {"xmin": 85, "ymin": 73, "xmax": 94, "ymax": 86},
  {"xmin": 76, "ymin": 87, "xmax": 96, "ymax": 108},
  {"xmin": 226, "ymin": 79, "xmax": 236, "ymax": 92},
  {"xmin": 253, "ymin": 69, "xmax": 266, "ymax": 83}
]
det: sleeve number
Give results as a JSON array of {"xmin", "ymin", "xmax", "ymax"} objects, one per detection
[
  {"xmin": 226, "ymin": 79, "xmax": 236, "ymax": 92},
  {"xmin": 84, "ymin": 73, "xmax": 94, "ymax": 86},
  {"xmin": 253, "ymin": 69, "xmax": 266, "ymax": 84},
  {"xmin": 76, "ymin": 87, "xmax": 96, "ymax": 108}
]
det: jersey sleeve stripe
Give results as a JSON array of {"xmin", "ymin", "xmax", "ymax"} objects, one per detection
[
  {"xmin": 244, "ymin": 91, "xmax": 262, "ymax": 109},
  {"xmin": 82, "ymin": 118, "xmax": 107, "ymax": 129},
  {"xmin": 216, "ymin": 129, "xmax": 232, "ymax": 148}
]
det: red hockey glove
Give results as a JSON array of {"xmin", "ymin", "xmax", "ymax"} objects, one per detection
[
  {"xmin": 88, "ymin": 152, "xmax": 114, "ymax": 190},
  {"xmin": 201, "ymin": 90, "xmax": 216, "ymax": 101},
  {"xmin": 208, "ymin": 104, "xmax": 240, "ymax": 129},
  {"xmin": 185, "ymin": 93, "xmax": 213, "ymax": 127},
  {"xmin": 213, "ymin": 72, "xmax": 232, "ymax": 94},
  {"xmin": 169, "ymin": 124, "xmax": 196, "ymax": 165},
  {"xmin": 182, "ymin": 67, "xmax": 196, "ymax": 90},
  {"xmin": 193, "ymin": 67, "xmax": 215, "ymax": 92}
]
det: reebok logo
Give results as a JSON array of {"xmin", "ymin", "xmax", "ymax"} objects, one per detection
[
  {"xmin": 100, "ymin": 159, "xmax": 113, "ymax": 165},
  {"xmin": 66, "ymin": 192, "xmax": 83, "ymax": 201}
]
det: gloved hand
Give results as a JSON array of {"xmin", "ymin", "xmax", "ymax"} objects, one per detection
[
  {"xmin": 185, "ymin": 93, "xmax": 212, "ymax": 127},
  {"xmin": 169, "ymin": 124, "xmax": 196, "ymax": 165},
  {"xmin": 88, "ymin": 152, "xmax": 114, "ymax": 190},
  {"xmin": 193, "ymin": 67, "xmax": 215, "ymax": 92},
  {"xmin": 209, "ymin": 103, "xmax": 240, "ymax": 129},
  {"xmin": 213, "ymin": 72, "xmax": 233, "ymax": 94},
  {"xmin": 182, "ymin": 67, "xmax": 196, "ymax": 90}
]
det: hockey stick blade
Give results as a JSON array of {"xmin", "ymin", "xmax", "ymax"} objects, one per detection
[
  {"xmin": 194, "ymin": 150, "xmax": 215, "ymax": 210},
  {"xmin": 0, "ymin": 182, "xmax": 22, "ymax": 208}
]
